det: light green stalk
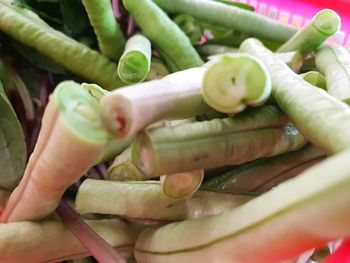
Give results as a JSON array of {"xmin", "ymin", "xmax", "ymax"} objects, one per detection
[
  {"xmin": 101, "ymin": 67, "xmax": 210, "ymax": 139},
  {"xmin": 82, "ymin": 0, "xmax": 125, "ymax": 59},
  {"xmin": 203, "ymin": 145, "xmax": 325, "ymax": 193},
  {"xmin": 153, "ymin": 0, "xmax": 298, "ymax": 43},
  {"xmin": 117, "ymin": 34, "xmax": 152, "ymax": 84},
  {"xmin": 123, "ymin": 0, "xmax": 203, "ymax": 71},
  {"xmin": 0, "ymin": 219, "xmax": 141, "ymax": 262},
  {"xmin": 134, "ymin": 148, "xmax": 350, "ymax": 263},
  {"xmin": 75, "ymin": 180, "xmax": 253, "ymax": 220},
  {"xmin": 315, "ymin": 45, "xmax": 350, "ymax": 103},
  {"xmin": 240, "ymin": 38, "xmax": 350, "ymax": 154},
  {"xmin": 277, "ymin": 9, "xmax": 341, "ymax": 53},
  {"xmin": 0, "ymin": 2, "xmax": 125, "ymax": 90},
  {"xmin": 202, "ymin": 54, "xmax": 271, "ymax": 113}
]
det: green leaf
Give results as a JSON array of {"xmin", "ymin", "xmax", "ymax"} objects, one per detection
[
  {"xmin": 0, "ymin": 81, "xmax": 27, "ymax": 190},
  {"xmin": 12, "ymin": 40, "xmax": 68, "ymax": 74},
  {"xmin": 60, "ymin": 0, "xmax": 91, "ymax": 37}
]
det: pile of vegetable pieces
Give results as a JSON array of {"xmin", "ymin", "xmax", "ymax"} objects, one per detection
[{"xmin": 0, "ymin": 0, "xmax": 350, "ymax": 262}]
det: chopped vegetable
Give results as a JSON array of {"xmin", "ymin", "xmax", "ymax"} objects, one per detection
[
  {"xmin": 117, "ymin": 34, "xmax": 152, "ymax": 84},
  {"xmin": 160, "ymin": 170, "xmax": 204, "ymax": 200},
  {"xmin": 0, "ymin": 2, "xmax": 125, "ymax": 90},
  {"xmin": 1, "ymin": 81, "xmax": 126, "ymax": 222},
  {"xmin": 315, "ymin": 45, "xmax": 350, "ymax": 103},
  {"xmin": 153, "ymin": 0, "xmax": 298, "ymax": 43},
  {"xmin": 202, "ymin": 53, "xmax": 271, "ymax": 113},
  {"xmin": 134, "ymin": 148, "xmax": 350, "ymax": 263},
  {"xmin": 203, "ymin": 145, "xmax": 325, "ymax": 194},
  {"xmin": 75, "ymin": 179, "xmax": 253, "ymax": 220},
  {"xmin": 277, "ymin": 9, "xmax": 341, "ymax": 53},
  {"xmin": 82, "ymin": 0, "xmax": 126, "ymax": 59},
  {"xmin": 123, "ymin": 0, "xmax": 203, "ymax": 71},
  {"xmin": 101, "ymin": 67, "xmax": 210, "ymax": 139},
  {"xmin": 240, "ymin": 38, "xmax": 350, "ymax": 154},
  {"xmin": 0, "ymin": 218, "xmax": 140, "ymax": 262},
  {"xmin": 132, "ymin": 123, "xmax": 306, "ymax": 176}
]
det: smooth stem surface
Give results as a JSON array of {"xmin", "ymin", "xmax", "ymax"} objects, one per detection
[
  {"xmin": 203, "ymin": 145, "xmax": 325, "ymax": 193},
  {"xmin": 132, "ymin": 124, "xmax": 306, "ymax": 176},
  {"xmin": 82, "ymin": 0, "xmax": 125, "ymax": 59},
  {"xmin": 75, "ymin": 179, "xmax": 253, "ymax": 220},
  {"xmin": 134, "ymin": 148, "xmax": 350, "ymax": 263},
  {"xmin": 0, "ymin": 218, "xmax": 139, "ymax": 262},
  {"xmin": 315, "ymin": 45, "xmax": 350, "ymax": 103},
  {"xmin": 123, "ymin": 0, "xmax": 203, "ymax": 70},
  {"xmin": 117, "ymin": 34, "xmax": 152, "ymax": 84},
  {"xmin": 277, "ymin": 9, "xmax": 340, "ymax": 53},
  {"xmin": 101, "ymin": 67, "xmax": 210, "ymax": 139},
  {"xmin": 240, "ymin": 38, "xmax": 350, "ymax": 154},
  {"xmin": 153, "ymin": 0, "xmax": 297, "ymax": 43},
  {"xmin": 0, "ymin": 3, "xmax": 125, "ymax": 90},
  {"xmin": 202, "ymin": 54, "xmax": 271, "ymax": 113}
]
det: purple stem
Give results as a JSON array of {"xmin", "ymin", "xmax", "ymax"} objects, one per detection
[
  {"xmin": 126, "ymin": 17, "xmax": 136, "ymax": 37},
  {"xmin": 56, "ymin": 200, "xmax": 127, "ymax": 263},
  {"xmin": 39, "ymin": 73, "xmax": 49, "ymax": 109},
  {"xmin": 96, "ymin": 164, "xmax": 108, "ymax": 179},
  {"xmin": 112, "ymin": 0, "xmax": 123, "ymax": 22}
]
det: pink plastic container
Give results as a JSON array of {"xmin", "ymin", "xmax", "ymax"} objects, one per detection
[{"xmin": 241, "ymin": 0, "xmax": 350, "ymax": 47}]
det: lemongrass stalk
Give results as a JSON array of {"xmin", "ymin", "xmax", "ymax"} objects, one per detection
[
  {"xmin": 101, "ymin": 67, "xmax": 210, "ymax": 139},
  {"xmin": 315, "ymin": 45, "xmax": 350, "ymax": 103},
  {"xmin": 160, "ymin": 170, "xmax": 204, "ymax": 200},
  {"xmin": 75, "ymin": 180, "xmax": 253, "ymax": 220},
  {"xmin": 300, "ymin": 71, "xmax": 327, "ymax": 90},
  {"xmin": 1, "ymin": 82, "xmax": 127, "ymax": 222},
  {"xmin": 277, "ymin": 9, "xmax": 341, "ymax": 53},
  {"xmin": 0, "ymin": 219, "xmax": 141, "ymax": 262},
  {"xmin": 240, "ymin": 38, "xmax": 350, "ymax": 154},
  {"xmin": 202, "ymin": 53, "xmax": 271, "ymax": 113},
  {"xmin": 202, "ymin": 145, "xmax": 325, "ymax": 193},
  {"xmin": 117, "ymin": 34, "xmax": 152, "ymax": 84},
  {"xmin": 132, "ymin": 122, "xmax": 306, "ymax": 177},
  {"xmin": 134, "ymin": 148, "xmax": 350, "ymax": 263}
]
